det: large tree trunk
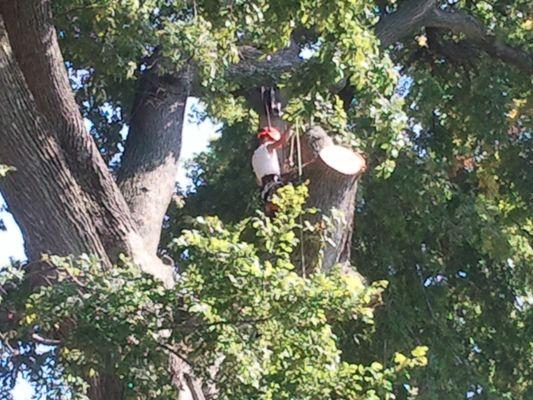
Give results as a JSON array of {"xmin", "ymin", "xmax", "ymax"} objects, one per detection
[
  {"xmin": 0, "ymin": 1, "xmax": 174, "ymax": 398},
  {"xmin": 299, "ymin": 126, "xmax": 364, "ymax": 272},
  {"xmin": 0, "ymin": 16, "xmax": 108, "ymax": 263},
  {"xmin": 118, "ymin": 68, "xmax": 190, "ymax": 255},
  {"xmin": 0, "ymin": 0, "xmax": 174, "ymax": 284}
]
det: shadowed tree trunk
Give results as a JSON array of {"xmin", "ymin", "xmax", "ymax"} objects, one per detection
[{"xmin": 118, "ymin": 68, "xmax": 190, "ymax": 255}]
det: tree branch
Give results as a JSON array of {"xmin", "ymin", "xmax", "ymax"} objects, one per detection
[
  {"xmin": 0, "ymin": 0, "xmax": 174, "ymax": 285},
  {"xmin": 426, "ymin": 27, "xmax": 479, "ymax": 68},
  {"xmin": 425, "ymin": 8, "xmax": 533, "ymax": 74},
  {"xmin": 373, "ymin": 0, "xmax": 532, "ymax": 74},
  {"xmin": 31, "ymin": 333, "xmax": 61, "ymax": 346},
  {"xmin": 117, "ymin": 67, "xmax": 190, "ymax": 255},
  {"xmin": 374, "ymin": 0, "xmax": 438, "ymax": 48},
  {"xmin": 228, "ymin": 41, "xmax": 302, "ymax": 85}
]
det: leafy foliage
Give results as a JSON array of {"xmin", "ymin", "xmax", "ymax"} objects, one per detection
[
  {"xmin": 53, "ymin": 0, "xmax": 406, "ymax": 167},
  {"xmin": 1, "ymin": 0, "xmax": 531, "ymax": 399},
  {"xmin": 2, "ymin": 187, "xmax": 426, "ymax": 399},
  {"xmin": 165, "ymin": 3, "xmax": 533, "ymax": 397}
]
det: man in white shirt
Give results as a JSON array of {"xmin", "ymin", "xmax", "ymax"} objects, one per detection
[{"xmin": 252, "ymin": 125, "xmax": 291, "ymax": 216}]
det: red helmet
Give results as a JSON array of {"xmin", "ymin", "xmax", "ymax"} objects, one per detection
[{"xmin": 257, "ymin": 126, "xmax": 281, "ymax": 141}]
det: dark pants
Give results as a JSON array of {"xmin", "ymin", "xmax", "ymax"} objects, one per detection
[{"xmin": 260, "ymin": 174, "xmax": 283, "ymax": 202}]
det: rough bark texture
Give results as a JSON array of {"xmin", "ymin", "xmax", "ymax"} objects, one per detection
[
  {"xmin": 0, "ymin": 1, "xmax": 173, "ymax": 398},
  {"xmin": 229, "ymin": 41, "xmax": 302, "ymax": 86},
  {"xmin": 87, "ymin": 374, "xmax": 124, "ymax": 400},
  {"xmin": 0, "ymin": 16, "xmax": 107, "ymax": 263},
  {"xmin": 299, "ymin": 127, "xmax": 362, "ymax": 272},
  {"xmin": 1, "ymin": 0, "xmax": 137, "ymax": 261},
  {"xmin": 0, "ymin": 0, "xmax": 174, "ymax": 285},
  {"xmin": 118, "ymin": 68, "xmax": 190, "ymax": 255},
  {"xmin": 0, "ymin": 11, "xmax": 124, "ymax": 399}
]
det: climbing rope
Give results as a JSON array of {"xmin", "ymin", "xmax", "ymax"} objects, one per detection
[
  {"xmin": 261, "ymin": 86, "xmax": 274, "ymax": 129},
  {"xmin": 294, "ymin": 126, "xmax": 306, "ymax": 278}
]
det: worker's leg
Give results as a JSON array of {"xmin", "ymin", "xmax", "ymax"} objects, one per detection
[
  {"xmin": 264, "ymin": 201, "xmax": 279, "ymax": 217},
  {"xmin": 260, "ymin": 174, "xmax": 283, "ymax": 216}
]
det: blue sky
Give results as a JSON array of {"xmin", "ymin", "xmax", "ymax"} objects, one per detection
[{"xmin": 1, "ymin": 98, "xmax": 218, "ymax": 399}]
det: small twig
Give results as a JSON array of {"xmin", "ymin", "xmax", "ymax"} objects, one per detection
[
  {"xmin": 31, "ymin": 333, "xmax": 61, "ymax": 346},
  {"xmin": 158, "ymin": 342, "xmax": 195, "ymax": 368},
  {"xmin": 63, "ymin": 268, "xmax": 87, "ymax": 288}
]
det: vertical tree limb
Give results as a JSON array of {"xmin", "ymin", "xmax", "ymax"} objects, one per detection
[
  {"xmin": 118, "ymin": 68, "xmax": 190, "ymax": 255},
  {"xmin": 1, "ymin": 0, "xmax": 141, "ymax": 261},
  {"xmin": 0, "ymin": 15, "xmax": 108, "ymax": 263}
]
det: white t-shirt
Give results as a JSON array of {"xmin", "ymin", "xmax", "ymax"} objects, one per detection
[{"xmin": 252, "ymin": 142, "xmax": 281, "ymax": 181}]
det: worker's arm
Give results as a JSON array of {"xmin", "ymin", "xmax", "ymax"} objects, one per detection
[{"xmin": 267, "ymin": 126, "xmax": 292, "ymax": 152}]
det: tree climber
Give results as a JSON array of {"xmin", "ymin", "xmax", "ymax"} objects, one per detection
[{"xmin": 252, "ymin": 125, "xmax": 292, "ymax": 216}]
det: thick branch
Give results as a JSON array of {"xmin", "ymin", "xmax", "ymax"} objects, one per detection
[
  {"xmin": 426, "ymin": 8, "xmax": 533, "ymax": 74},
  {"xmin": 228, "ymin": 41, "xmax": 302, "ymax": 85},
  {"xmin": 0, "ymin": 16, "xmax": 108, "ymax": 263},
  {"xmin": 426, "ymin": 27, "xmax": 479, "ymax": 68},
  {"xmin": 374, "ymin": 0, "xmax": 437, "ymax": 48},
  {"xmin": 374, "ymin": 0, "xmax": 532, "ymax": 73},
  {"xmin": 117, "ymin": 68, "xmax": 190, "ymax": 255}
]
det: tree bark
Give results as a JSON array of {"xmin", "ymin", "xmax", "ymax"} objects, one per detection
[
  {"xmin": 86, "ymin": 374, "xmax": 124, "ymax": 400},
  {"xmin": 1, "ymin": 0, "xmax": 135, "ymax": 261},
  {"xmin": 0, "ymin": 15, "xmax": 108, "ymax": 263},
  {"xmin": 117, "ymin": 68, "xmax": 190, "ymax": 255},
  {"xmin": 0, "ymin": 0, "xmax": 174, "ymax": 284},
  {"xmin": 299, "ymin": 127, "xmax": 364, "ymax": 272},
  {"xmin": 0, "ymin": 2, "xmax": 174, "ymax": 398}
]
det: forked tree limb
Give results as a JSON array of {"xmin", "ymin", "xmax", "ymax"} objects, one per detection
[{"xmin": 0, "ymin": 0, "xmax": 174, "ymax": 285}]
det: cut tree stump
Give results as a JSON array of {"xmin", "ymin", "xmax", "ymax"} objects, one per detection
[{"xmin": 298, "ymin": 126, "xmax": 366, "ymax": 273}]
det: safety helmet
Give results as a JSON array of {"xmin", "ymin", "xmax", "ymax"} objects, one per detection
[{"xmin": 257, "ymin": 126, "xmax": 281, "ymax": 141}]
